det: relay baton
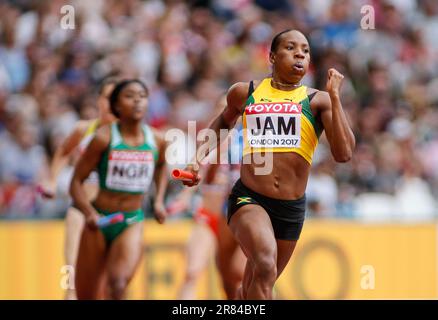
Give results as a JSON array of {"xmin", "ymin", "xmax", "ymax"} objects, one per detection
[
  {"xmin": 97, "ymin": 213, "xmax": 124, "ymax": 228},
  {"xmin": 171, "ymin": 169, "xmax": 196, "ymax": 183}
]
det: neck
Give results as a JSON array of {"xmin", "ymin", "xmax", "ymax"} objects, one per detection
[
  {"xmin": 118, "ymin": 120, "xmax": 142, "ymax": 136},
  {"xmin": 271, "ymin": 75, "xmax": 302, "ymax": 91}
]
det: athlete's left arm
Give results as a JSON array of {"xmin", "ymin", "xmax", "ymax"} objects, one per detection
[
  {"xmin": 313, "ymin": 68, "xmax": 355, "ymax": 162},
  {"xmin": 152, "ymin": 129, "xmax": 168, "ymax": 224}
]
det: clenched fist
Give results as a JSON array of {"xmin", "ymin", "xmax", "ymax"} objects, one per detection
[
  {"xmin": 326, "ymin": 68, "xmax": 344, "ymax": 97},
  {"xmin": 153, "ymin": 201, "xmax": 167, "ymax": 224}
]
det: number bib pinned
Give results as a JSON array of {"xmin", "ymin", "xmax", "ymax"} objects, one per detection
[
  {"xmin": 244, "ymin": 102, "xmax": 302, "ymax": 149},
  {"xmin": 106, "ymin": 150, "xmax": 155, "ymax": 193}
]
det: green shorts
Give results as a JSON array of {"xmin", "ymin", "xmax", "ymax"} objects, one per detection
[{"xmin": 94, "ymin": 207, "xmax": 144, "ymax": 244}]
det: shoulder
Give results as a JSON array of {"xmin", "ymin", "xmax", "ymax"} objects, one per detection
[
  {"xmin": 227, "ymin": 82, "xmax": 250, "ymax": 101},
  {"xmin": 227, "ymin": 79, "xmax": 264, "ymax": 98},
  {"xmin": 150, "ymin": 127, "xmax": 166, "ymax": 163},
  {"xmin": 151, "ymin": 127, "xmax": 166, "ymax": 147},
  {"xmin": 223, "ymin": 82, "xmax": 249, "ymax": 114},
  {"xmin": 226, "ymin": 79, "xmax": 263, "ymax": 109},
  {"xmin": 306, "ymin": 88, "xmax": 331, "ymax": 112}
]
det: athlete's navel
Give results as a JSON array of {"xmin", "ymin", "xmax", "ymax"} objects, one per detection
[{"xmin": 274, "ymin": 175, "xmax": 280, "ymax": 188}]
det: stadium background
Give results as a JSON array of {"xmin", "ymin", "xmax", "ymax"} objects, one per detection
[{"xmin": 1, "ymin": 0, "xmax": 438, "ymax": 299}]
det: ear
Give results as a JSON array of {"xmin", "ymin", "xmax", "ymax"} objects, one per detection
[{"xmin": 269, "ymin": 51, "xmax": 275, "ymax": 65}]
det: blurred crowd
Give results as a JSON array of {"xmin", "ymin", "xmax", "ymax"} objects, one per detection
[{"xmin": 0, "ymin": 0, "xmax": 437, "ymax": 221}]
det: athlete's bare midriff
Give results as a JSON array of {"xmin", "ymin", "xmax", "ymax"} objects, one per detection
[
  {"xmin": 240, "ymin": 152, "xmax": 310, "ymax": 200},
  {"xmin": 93, "ymin": 189, "xmax": 144, "ymax": 212}
]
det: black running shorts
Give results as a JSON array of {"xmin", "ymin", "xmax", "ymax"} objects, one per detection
[{"xmin": 227, "ymin": 179, "xmax": 306, "ymax": 241}]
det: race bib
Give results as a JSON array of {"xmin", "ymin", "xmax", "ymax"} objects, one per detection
[
  {"xmin": 106, "ymin": 150, "xmax": 155, "ymax": 192},
  {"xmin": 244, "ymin": 102, "xmax": 302, "ymax": 149}
]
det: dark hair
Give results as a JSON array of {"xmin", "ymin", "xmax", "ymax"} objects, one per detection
[
  {"xmin": 109, "ymin": 79, "xmax": 149, "ymax": 118},
  {"xmin": 270, "ymin": 29, "xmax": 294, "ymax": 53},
  {"xmin": 98, "ymin": 76, "xmax": 119, "ymax": 95}
]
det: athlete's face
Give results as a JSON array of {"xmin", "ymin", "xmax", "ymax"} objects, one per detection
[
  {"xmin": 116, "ymin": 82, "xmax": 148, "ymax": 121},
  {"xmin": 270, "ymin": 31, "xmax": 310, "ymax": 81}
]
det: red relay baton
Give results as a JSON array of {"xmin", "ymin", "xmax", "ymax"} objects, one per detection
[{"xmin": 172, "ymin": 169, "xmax": 196, "ymax": 183}]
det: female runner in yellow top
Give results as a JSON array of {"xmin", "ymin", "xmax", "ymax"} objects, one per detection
[{"xmin": 184, "ymin": 29, "xmax": 355, "ymax": 300}]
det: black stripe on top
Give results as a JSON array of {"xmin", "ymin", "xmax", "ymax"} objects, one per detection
[
  {"xmin": 308, "ymin": 91, "xmax": 317, "ymax": 102},
  {"xmin": 247, "ymin": 80, "xmax": 254, "ymax": 98}
]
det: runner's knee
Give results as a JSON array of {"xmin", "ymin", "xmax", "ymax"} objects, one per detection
[
  {"xmin": 252, "ymin": 252, "xmax": 277, "ymax": 282},
  {"xmin": 108, "ymin": 276, "xmax": 128, "ymax": 299}
]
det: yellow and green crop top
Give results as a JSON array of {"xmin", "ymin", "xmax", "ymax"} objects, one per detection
[{"xmin": 242, "ymin": 78, "xmax": 322, "ymax": 165}]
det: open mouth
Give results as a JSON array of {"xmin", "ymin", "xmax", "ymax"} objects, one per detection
[{"xmin": 293, "ymin": 62, "xmax": 304, "ymax": 72}]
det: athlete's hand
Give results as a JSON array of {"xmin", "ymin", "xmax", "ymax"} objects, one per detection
[
  {"xmin": 153, "ymin": 201, "xmax": 167, "ymax": 224},
  {"xmin": 85, "ymin": 211, "xmax": 100, "ymax": 230},
  {"xmin": 326, "ymin": 68, "xmax": 344, "ymax": 97},
  {"xmin": 182, "ymin": 163, "xmax": 201, "ymax": 187}
]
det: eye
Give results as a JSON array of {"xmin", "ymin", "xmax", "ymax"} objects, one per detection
[
  {"xmin": 286, "ymin": 46, "xmax": 293, "ymax": 50},
  {"xmin": 304, "ymin": 48, "xmax": 310, "ymax": 53}
]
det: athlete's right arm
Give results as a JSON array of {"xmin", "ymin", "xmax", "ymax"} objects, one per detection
[
  {"xmin": 183, "ymin": 82, "xmax": 249, "ymax": 187},
  {"xmin": 43, "ymin": 121, "xmax": 89, "ymax": 198},
  {"xmin": 69, "ymin": 126, "xmax": 110, "ymax": 229}
]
